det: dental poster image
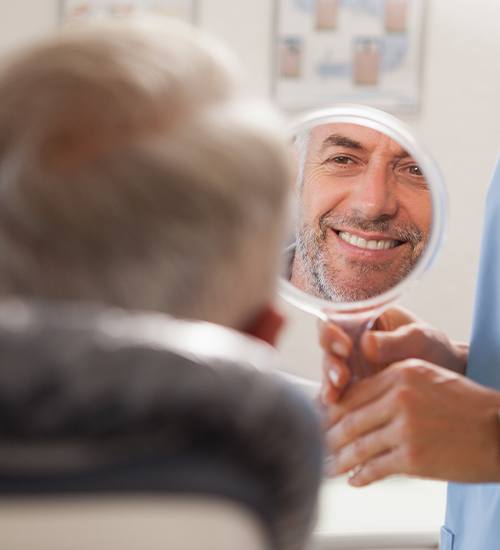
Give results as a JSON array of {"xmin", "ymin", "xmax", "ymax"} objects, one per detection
[
  {"xmin": 274, "ymin": 0, "xmax": 424, "ymax": 112},
  {"xmin": 60, "ymin": 0, "xmax": 197, "ymax": 23}
]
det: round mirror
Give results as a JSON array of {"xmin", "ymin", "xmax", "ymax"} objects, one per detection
[{"xmin": 279, "ymin": 105, "xmax": 447, "ymax": 381}]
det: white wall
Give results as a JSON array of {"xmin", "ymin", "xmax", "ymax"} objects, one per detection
[
  {"xmin": 0, "ymin": 1, "xmax": 58, "ymax": 54},
  {"xmin": 1, "ymin": 0, "xmax": 499, "ymax": 380}
]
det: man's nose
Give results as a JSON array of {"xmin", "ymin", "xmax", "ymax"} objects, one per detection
[{"xmin": 350, "ymin": 163, "xmax": 398, "ymax": 220}]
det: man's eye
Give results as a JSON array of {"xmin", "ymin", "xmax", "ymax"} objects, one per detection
[
  {"xmin": 396, "ymin": 162, "xmax": 424, "ymax": 179},
  {"xmin": 395, "ymin": 162, "xmax": 428, "ymax": 189},
  {"xmin": 407, "ymin": 164, "xmax": 423, "ymax": 177},
  {"xmin": 325, "ymin": 155, "xmax": 355, "ymax": 165}
]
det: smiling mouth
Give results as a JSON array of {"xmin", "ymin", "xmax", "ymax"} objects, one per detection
[{"xmin": 335, "ymin": 230, "xmax": 404, "ymax": 251}]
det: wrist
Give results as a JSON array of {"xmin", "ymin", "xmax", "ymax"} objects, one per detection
[{"xmin": 474, "ymin": 389, "xmax": 500, "ymax": 482}]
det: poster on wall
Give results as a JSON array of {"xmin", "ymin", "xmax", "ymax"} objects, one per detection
[
  {"xmin": 60, "ymin": 0, "xmax": 197, "ymax": 24},
  {"xmin": 273, "ymin": 0, "xmax": 424, "ymax": 112}
]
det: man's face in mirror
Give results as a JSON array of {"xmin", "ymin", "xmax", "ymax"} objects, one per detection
[{"xmin": 290, "ymin": 123, "xmax": 432, "ymax": 302}]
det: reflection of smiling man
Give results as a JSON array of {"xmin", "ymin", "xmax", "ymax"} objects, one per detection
[{"xmin": 290, "ymin": 123, "xmax": 432, "ymax": 302}]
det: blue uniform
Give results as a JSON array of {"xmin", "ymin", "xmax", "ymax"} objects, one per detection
[{"xmin": 442, "ymin": 157, "xmax": 500, "ymax": 550}]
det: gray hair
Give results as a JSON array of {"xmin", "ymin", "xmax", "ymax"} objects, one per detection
[
  {"xmin": 0, "ymin": 18, "xmax": 290, "ymax": 329},
  {"xmin": 293, "ymin": 129, "xmax": 310, "ymax": 190}
]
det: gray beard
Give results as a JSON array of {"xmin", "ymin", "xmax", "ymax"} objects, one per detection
[{"xmin": 294, "ymin": 214, "xmax": 424, "ymax": 302}]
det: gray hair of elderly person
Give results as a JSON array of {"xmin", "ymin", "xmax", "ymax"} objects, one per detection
[{"xmin": 0, "ymin": 17, "xmax": 290, "ymax": 330}]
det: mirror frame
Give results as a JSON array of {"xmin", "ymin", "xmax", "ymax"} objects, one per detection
[{"xmin": 279, "ymin": 104, "xmax": 447, "ymax": 316}]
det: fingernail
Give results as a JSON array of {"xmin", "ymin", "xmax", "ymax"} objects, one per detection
[
  {"xmin": 329, "ymin": 368, "xmax": 340, "ymax": 387},
  {"xmin": 332, "ymin": 341, "xmax": 348, "ymax": 358},
  {"xmin": 348, "ymin": 464, "xmax": 363, "ymax": 480}
]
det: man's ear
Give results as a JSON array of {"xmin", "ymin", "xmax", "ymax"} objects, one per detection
[{"xmin": 244, "ymin": 304, "xmax": 285, "ymax": 347}]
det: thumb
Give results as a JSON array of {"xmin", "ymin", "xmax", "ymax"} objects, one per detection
[{"xmin": 361, "ymin": 323, "xmax": 427, "ymax": 366}]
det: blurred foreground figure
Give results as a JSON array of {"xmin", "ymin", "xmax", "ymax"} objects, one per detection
[
  {"xmin": 0, "ymin": 18, "xmax": 321, "ymax": 550},
  {"xmin": 0, "ymin": 17, "xmax": 285, "ymax": 330}
]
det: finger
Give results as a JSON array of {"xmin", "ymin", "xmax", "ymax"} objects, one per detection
[
  {"xmin": 319, "ymin": 320, "xmax": 352, "ymax": 359},
  {"xmin": 326, "ymin": 389, "xmax": 395, "ymax": 452},
  {"xmin": 322, "ymin": 355, "xmax": 351, "ymax": 400},
  {"xmin": 348, "ymin": 448, "xmax": 406, "ymax": 486},
  {"xmin": 319, "ymin": 377, "xmax": 341, "ymax": 409},
  {"xmin": 328, "ymin": 422, "xmax": 395, "ymax": 476},
  {"xmin": 327, "ymin": 366, "xmax": 397, "ymax": 424},
  {"xmin": 361, "ymin": 323, "xmax": 430, "ymax": 366},
  {"xmin": 374, "ymin": 306, "xmax": 420, "ymax": 332},
  {"xmin": 315, "ymin": 390, "xmax": 333, "ymax": 433}
]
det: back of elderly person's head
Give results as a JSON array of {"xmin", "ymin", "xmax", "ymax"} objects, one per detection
[{"xmin": 0, "ymin": 18, "xmax": 290, "ymax": 331}]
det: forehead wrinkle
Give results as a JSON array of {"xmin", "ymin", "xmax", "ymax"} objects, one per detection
[{"xmin": 319, "ymin": 131, "xmax": 412, "ymax": 161}]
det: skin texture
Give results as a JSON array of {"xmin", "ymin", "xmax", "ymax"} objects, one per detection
[
  {"xmin": 319, "ymin": 307, "xmax": 500, "ymax": 486},
  {"xmin": 290, "ymin": 123, "xmax": 432, "ymax": 302}
]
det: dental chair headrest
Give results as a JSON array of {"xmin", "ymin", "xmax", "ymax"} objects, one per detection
[{"xmin": 0, "ymin": 301, "xmax": 322, "ymax": 550}]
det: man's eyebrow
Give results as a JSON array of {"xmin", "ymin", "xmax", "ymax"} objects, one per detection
[
  {"xmin": 320, "ymin": 133, "xmax": 412, "ymax": 160},
  {"xmin": 320, "ymin": 134, "xmax": 364, "ymax": 152}
]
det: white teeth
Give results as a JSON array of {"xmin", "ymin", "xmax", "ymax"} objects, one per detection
[{"xmin": 338, "ymin": 231, "xmax": 398, "ymax": 250}]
